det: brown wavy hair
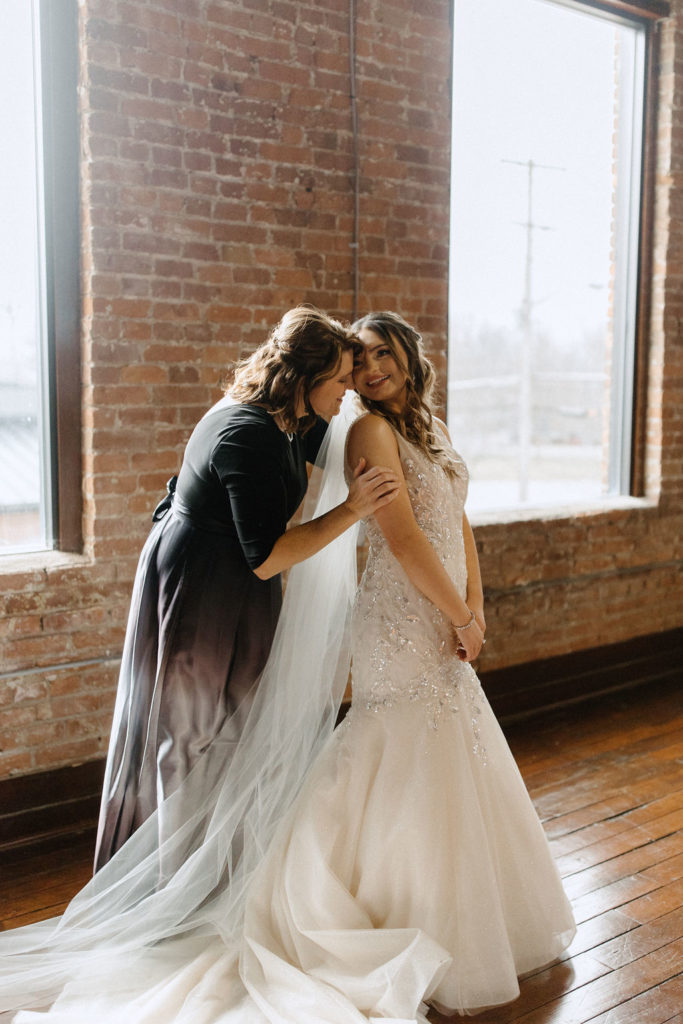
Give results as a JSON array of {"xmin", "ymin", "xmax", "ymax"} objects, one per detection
[
  {"xmin": 228, "ymin": 306, "xmax": 360, "ymax": 434},
  {"xmin": 352, "ymin": 311, "xmax": 456, "ymax": 476}
]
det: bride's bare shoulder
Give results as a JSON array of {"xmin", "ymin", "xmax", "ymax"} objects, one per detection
[
  {"xmin": 348, "ymin": 411, "xmax": 395, "ymax": 444},
  {"xmin": 347, "ymin": 412, "xmax": 401, "ymax": 469}
]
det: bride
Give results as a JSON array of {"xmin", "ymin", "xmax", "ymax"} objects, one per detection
[{"xmin": 0, "ymin": 312, "xmax": 575, "ymax": 1023}]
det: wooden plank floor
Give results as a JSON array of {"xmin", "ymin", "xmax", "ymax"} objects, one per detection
[{"xmin": 1, "ymin": 675, "xmax": 682, "ymax": 1022}]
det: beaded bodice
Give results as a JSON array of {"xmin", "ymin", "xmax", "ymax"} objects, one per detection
[{"xmin": 349, "ymin": 421, "xmax": 485, "ymax": 741}]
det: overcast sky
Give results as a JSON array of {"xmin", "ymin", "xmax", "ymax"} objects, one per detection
[
  {"xmin": 449, "ymin": 0, "xmax": 644, "ymax": 356},
  {"xmin": 0, "ymin": 0, "xmax": 39, "ymax": 385}
]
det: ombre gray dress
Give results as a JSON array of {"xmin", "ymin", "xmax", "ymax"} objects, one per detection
[{"xmin": 94, "ymin": 400, "xmax": 327, "ymax": 870}]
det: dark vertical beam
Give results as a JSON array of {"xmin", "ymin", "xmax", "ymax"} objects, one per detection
[
  {"xmin": 39, "ymin": 0, "xmax": 82, "ymax": 552},
  {"xmin": 631, "ymin": 19, "xmax": 661, "ymax": 496}
]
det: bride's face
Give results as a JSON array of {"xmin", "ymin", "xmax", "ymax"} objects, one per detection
[
  {"xmin": 353, "ymin": 328, "xmax": 409, "ymax": 413},
  {"xmin": 307, "ymin": 349, "xmax": 355, "ymax": 420}
]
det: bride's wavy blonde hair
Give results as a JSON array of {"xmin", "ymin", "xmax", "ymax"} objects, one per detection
[
  {"xmin": 228, "ymin": 306, "xmax": 360, "ymax": 434},
  {"xmin": 352, "ymin": 311, "xmax": 457, "ymax": 476}
]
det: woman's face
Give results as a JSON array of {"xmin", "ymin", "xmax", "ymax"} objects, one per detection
[
  {"xmin": 353, "ymin": 328, "xmax": 408, "ymax": 413},
  {"xmin": 307, "ymin": 349, "xmax": 355, "ymax": 420}
]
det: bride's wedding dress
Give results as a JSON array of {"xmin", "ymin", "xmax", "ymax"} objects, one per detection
[
  {"xmin": 5, "ymin": 418, "xmax": 575, "ymax": 1024},
  {"xmin": 237, "ymin": 425, "xmax": 576, "ymax": 1020}
]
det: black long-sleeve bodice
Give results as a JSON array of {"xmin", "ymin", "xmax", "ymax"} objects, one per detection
[{"xmin": 174, "ymin": 400, "xmax": 327, "ymax": 569}]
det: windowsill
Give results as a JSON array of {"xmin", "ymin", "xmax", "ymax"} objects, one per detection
[
  {"xmin": 468, "ymin": 494, "xmax": 657, "ymax": 528},
  {"xmin": 0, "ymin": 548, "xmax": 90, "ymax": 575}
]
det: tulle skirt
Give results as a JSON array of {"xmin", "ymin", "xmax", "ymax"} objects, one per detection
[
  {"xmin": 13, "ymin": 681, "xmax": 575, "ymax": 1023},
  {"xmin": 240, "ymin": 691, "xmax": 576, "ymax": 1020}
]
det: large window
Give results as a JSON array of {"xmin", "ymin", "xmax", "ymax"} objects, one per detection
[
  {"xmin": 448, "ymin": 0, "xmax": 659, "ymax": 514},
  {"xmin": 0, "ymin": 0, "xmax": 80, "ymax": 555},
  {"xmin": 0, "ymin": 1, "xmax": 47, "ymax": 552}
]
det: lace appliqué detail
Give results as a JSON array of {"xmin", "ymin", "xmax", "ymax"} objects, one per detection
[
  {"xmin": 357, "ymin": 652, "xmax": 487, "ymax": 764},
  {"xmin": 402, "ymin": 456, "xmax": 454, "ymax": 553},
  {"xmin": 350, "ymin": 429, "xmax": 486, "ymax": 761},
  {"xmin": 365, "ymin": 454, "xmax": 462, "ymax": 562},
  {"xmin": 352, "ymin": 563, "xmax": 487, "ymax": 761}
]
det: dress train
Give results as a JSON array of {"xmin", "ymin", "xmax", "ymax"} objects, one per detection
[{"xmin": 4, "ymin": 412, "xmax": 575, "ymax": 1022}]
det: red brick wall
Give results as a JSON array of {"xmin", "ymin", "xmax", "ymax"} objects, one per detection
[
  {"xmin": 0, "ymin": 0, "xmax": 452, "ymax": 777},
  {"xmin": 0, "ymin": 0, "xmax": 681, "ymax": 780}
]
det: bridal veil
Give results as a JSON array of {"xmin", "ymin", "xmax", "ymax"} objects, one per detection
[{"xmin": 0, "ymin": 396, "xmax": 361, "ymax": 1014}]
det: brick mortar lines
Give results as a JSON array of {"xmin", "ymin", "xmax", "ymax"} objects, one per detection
[
  {"xmin": 483, "ymin": 558, "xmax": 683, "ymax": 599},
  {"xmin": 0, "ymin": 656, "xmax": 122, "ymax": 684},
  {"xmin": 1, "ymin": 0, "xmax": 681, "ymax": 776}
]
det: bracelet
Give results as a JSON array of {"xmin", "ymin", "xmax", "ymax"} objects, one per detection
[{"xmin": 454, "ymin": 609, "xmax": 475, "ymax": 631}]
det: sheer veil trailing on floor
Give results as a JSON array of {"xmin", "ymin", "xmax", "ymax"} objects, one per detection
[{"xmin": 0, "ymin": 397, "xmax": 362, "ymax": 1016}]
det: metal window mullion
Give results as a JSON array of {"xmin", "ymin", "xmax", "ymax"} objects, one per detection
[
  {"xmin": 31, "ymin": 0, "xmax": 55, "ymax": 550},
  {"xmin": 609, "ymin": 25, "xmax": 646, "ymax": 496}
]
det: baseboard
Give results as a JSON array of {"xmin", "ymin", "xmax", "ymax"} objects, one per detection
[
  {"xmin": 0, "ymin": 759, "xmax": 105, "ymax": 865},
  {"xmin": 1, "ymin": 627, "xmax": 681, "ymax": 862},
  {"xmin": 480, "ymin": 626, "xmax": 683, "ymax": 721}
]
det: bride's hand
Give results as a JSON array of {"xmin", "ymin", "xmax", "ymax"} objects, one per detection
[
  {"xmin": 345, "ymin": 458, "xmax": 400, "ymax": 519},
  {"xmin": 469, "ymin": 605, "xmax": 486, "ymax": 636},
  {"xmin": 453, "ymin": 618, "xmax": 484, "ymax": 662}
]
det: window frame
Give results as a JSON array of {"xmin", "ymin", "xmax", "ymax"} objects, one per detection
[
  {"xmin": 558, "ymin": 0, "xmax": 668, "ymax": 21},
  {"xmin": 629, "ymin": 1, "xmax": 665, "ymax": 497},
  {"xmin": 38, "ymin": 0, "xmax": 82, "ymax": 553},
  {"xmin": 446, "ymin": 0, "xmax": 668, "ymax": 513},
  {"xmin": 537, "ymin": 0, "xmax": 668, "ymax": 500},
  {"xmin": 575, "ymin": 0, "xmax": 668, "ymax": 498}
]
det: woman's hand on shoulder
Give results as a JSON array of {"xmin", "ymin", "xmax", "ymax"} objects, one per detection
[
  {"xmin": 344, "ymin": 414, "xmax": 402, "ymax": 520},
  {"xmin": 346, "ymin": 414, "xmax": 425, "ymax": 550},
  {"xmin": 345, "ymin": 456, "xmax": 400, "ymax": 518}
]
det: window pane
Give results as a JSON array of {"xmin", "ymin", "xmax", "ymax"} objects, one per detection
[
  {"xmin": 448, "ymin": 0, "xmax": 645, "ymax": 513},
  {"xmin": 0, "ymin": 0, "xmax": 51, "ymax": 553}
]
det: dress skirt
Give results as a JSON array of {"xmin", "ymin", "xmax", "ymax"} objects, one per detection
[
  {"xmin": 31, "ymin": 671, "xmax": 576, "ymax": 1023},
  {"xmin": 94, "ymin": 507, "xmax": 282, "ymax": 870},
  {"xmin": 239, "ymin": 677, "xmax": 576, "ymax": 1021}
]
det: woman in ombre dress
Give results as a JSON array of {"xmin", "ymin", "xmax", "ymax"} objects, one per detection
[{"xmin": 94, "ymin": 306, "xmax": 399, "ymax": 868}]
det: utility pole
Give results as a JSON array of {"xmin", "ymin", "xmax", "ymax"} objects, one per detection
[{"xmin": 503, "ymin": 158, "xmax": 563, "ymax": 503}]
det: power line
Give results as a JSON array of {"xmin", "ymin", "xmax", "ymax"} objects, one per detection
[
  {"xmin": 502, "ymin": 158, "xmax": 564, "ymax": 502},
  {"xmin": 348, "ymin": 0, "xmax": 360, "ymax": 321}
]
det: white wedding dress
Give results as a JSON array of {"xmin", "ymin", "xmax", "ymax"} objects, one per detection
[
  {"xmin": 7, "ymin": 420, "xmax": 575, "ymax": 1024},
  {"xmin": 235, "ymin": 425, "xmax": 576, "ymax": 1020}
]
